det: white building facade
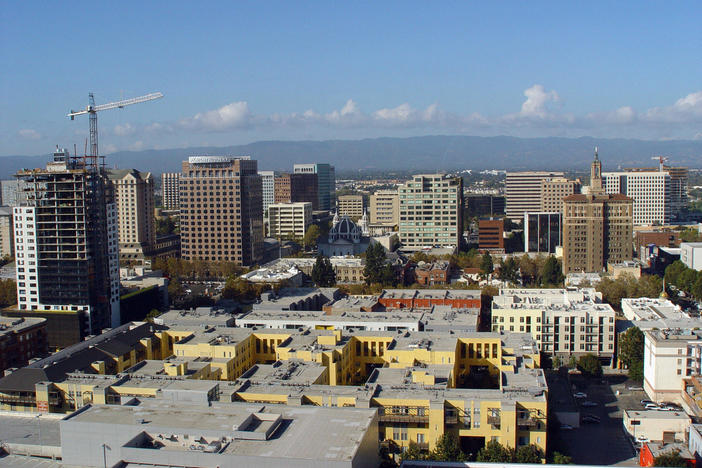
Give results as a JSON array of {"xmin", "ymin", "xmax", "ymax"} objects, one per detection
[
  {"xmin": 604, "ymin": 171, "xmax": 671, "ymax": 225},
  {"xmin": 644, "ymin": 330, "xmax": 702, "ymax": 403}
]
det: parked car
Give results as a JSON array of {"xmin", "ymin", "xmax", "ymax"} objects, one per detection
[
  {"xmin": 661, "ymin": 402, "xmax": 682, "ymax": 410},
  {"xmin": 640, "ymin": 399, "xmax": 655, "ymax": 406},
  {"xmin": 628, "ymin": 386, "xmax": 644, "ymax": 391},
  {"xmin": 573, "ymin": 392, "xmax": 587, "ymax": 399},
  {"xmin": 581, "ymin": 401, "xmax": 598, "ymax": 407},
  {"xmin": 582, "ymin": 415, "xmax": 601, "ymax": 424},
  {"xmin": 645, "ymin": 403, "xmax": 660, "ymax": 410},
  {"xmin": 560, "ymin": 424, "xmax": 574, "ymax": 430}
]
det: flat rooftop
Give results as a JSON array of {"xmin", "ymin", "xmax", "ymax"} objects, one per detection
[{"xmin": 65, "ymin": 400, "xmax": 376, "ymax": 462}]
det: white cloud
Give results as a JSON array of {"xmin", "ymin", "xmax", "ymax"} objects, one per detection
[
  {"xmin": 643, "ymin": 91, "xmax": 702, "ymax": 123},
  {"xmin": 129, "ymin": 141, "xmax": 144, "ymax": 151},
  {"xmin": 114, "ymin": 123, "xmax": 136, "ymax": 136},
  {"xmin": 180, "ymin": 101, "xmax": 252, "ymax": 130},
  {"xmin": 519, "ymin": 84, "xmax": 560, "ymax": 118},
  {"xmin": 103, "ymin": 143, "xmax": 118, "ymax": 154},
  {"xmin": 18, "ymin": 128, "xmax": 42, "ymax": 140},
  {"xmin": 94, "ymin": 87, "xmax": 702, "ymax": 146}
]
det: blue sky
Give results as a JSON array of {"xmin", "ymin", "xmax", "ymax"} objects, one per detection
[{"xmin": 1, "ymin": 1, "xmax": 701, "ymax": 156}]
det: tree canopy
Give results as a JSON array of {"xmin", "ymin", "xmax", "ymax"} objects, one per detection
[
  {"xmin": 363, "ymin": 243, "xmax": 396, "ymax": 286},
  {"xmin": 303, "ymin": 224, "xmax": 321, "ymax": 250},
  {"xmin": 476, "ymin": 440, "xmax": 513, "ymax": 462},
  {"xmin": 653, "ymin": 449, "xmax": 687, "ymax": 467},
  {"xmin": 311, "ymin": 254, "xmax": 336, "ymax": 287},
  {"xmin": 619, "ymin": 326, "xmax": 644, "ymax": 382},
  {"xmin": 577, "ymin": 353, "xmax": 603, "ymax": 378},
  {"xmin": 480, "ymin": 253, "xmax": 494, "ymax": 278},
  {"xmin": 429, "ymin": 433, "xmax": 465, "ymax": 461}
]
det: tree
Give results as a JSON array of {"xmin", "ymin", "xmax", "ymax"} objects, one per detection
[
  {"xmin": 167, "ymin": 278, "xmax": 184, "ymax": 300},
  {"xmin": 693, "ymin": 275, "xmax": 702, "ymax": 301},
  {"xmin": 653, "ymin": 449, "xmax": 687, "ymax": 467},
  {"xmin": 540, "ymin": 255, "xmax": 564, "ymax": 286},
  {"xmin": 498, "ymin": 257, "xmax": 520, "ymax": 284},
  {"xmin": 552, "ymin": 355, "xmax": 563, "ymax": 369},
  {"xmin": 401, "ymin": 441, "xmax": 424, "ymax": 461},
  {"xmin": 303, "ymin": 224, "xmax": 321, "ymax": 250},
  {"xmin": 552, "ymin": 452, "xmax": 573, "ymax": 464},
  {"xmin": 0, "ymin": 279, "xmax": 17, "ymax": 308},
  {"xmin": 665, "ymin": 261, "xmax": 688, "ymax": 289},
  {"xmin": 145, "ymin": 309, "xmax": 162, "ymax": 322},
  {"xmin": 480, "ymin": 253, "xmax": 494, "ymax": 279},
  {"xmin": 430, "ymin": 432, "xmax": 464, "ymax": 461},
  {"xmin": 476, "ymin": 439, "xmax": 513, "ymax": 462},
  {"xmin": 567, "ymin": 355, "xmax": 578, "ymax": 369},
  {"xmin": 577, "ymin": 354, "xmax": 603, "ymax": 377},
  {"xmin": 628, "ymin": 359, "xmax": 644, "ymax": 383},
  {"xmin": 619, "ymin": 327, "xmax": 644, "ymax": 368},
  {"xmin": 311, "ymin": 254, "xmax": 336, "ymax": 287},
  {"xmin": 514, "ymin": 444, "xmax": 544, "ymax": 463},
  {"xmin": 519, "ymin": 255, "xmax": 539, "ymax": 286},
  {"xmin": 364, "ymin": 243, "xmax": 390, "ymax": 285}
]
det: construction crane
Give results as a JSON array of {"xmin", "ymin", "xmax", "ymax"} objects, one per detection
[
  {"xmin": 651, "ymin": 156, "xmax": 669, "ymax": 171},
  {"xmin": 68, "ymin": 92, "xmax": 163, "ymax": 160}
]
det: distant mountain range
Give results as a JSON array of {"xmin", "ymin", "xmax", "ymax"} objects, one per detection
[{"xmin": 2, "ymin": 135, "xmax": 701, "ymax": 179}]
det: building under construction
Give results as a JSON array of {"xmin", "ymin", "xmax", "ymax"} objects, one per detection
[{"xmin": 7, "ymin": 147, "xmax": 120, "ymax": 348}]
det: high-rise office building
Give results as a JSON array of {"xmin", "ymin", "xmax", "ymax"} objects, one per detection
[
  {"xmin": 161, "ymin": 172, "xmax": 180, "ymax": 210},
  {"xmin": 604, "ymin": 160, "xmax": 689, "ymax": 224},
  {"xmin": 369, "ymin": 190, "xmax": 399, "ymax": 227},
  {"xmin": 179, "ymin": 156, "xmax": 263, "ymax": 265},
  {"xmin": 267, "ymin": 202, "xmax": 313, "ymax": 240},
  {"xmin": 258, "ymin": 170, "xmax": 276, "ymax": 214},
  {"xmin": 603, "ymin": 170, "xmax": 671, "ymax": 225},
  {"xmin": 563, "ymin": 151, "xmax": 633, "ymax": 273},
  {"xmin": 274, "ymin": 173, "xmax": 318, "ymax": 210},
  {"xmin": 505, "ymin": 171, "xmax": 564, "ymax": 220},
  {"xmin": 540, "ymin": 177, "xmax": 580, "ymax": 213},
  {"xmin": 9, "ymin": 147, "xmax": 120, "ymax": 347},
  {"xmin": 337, "ymin": 194, "xmax": 364, "ymax": 218},
  {"xmin": 398, "ymin": 174, "xmax": 463, "ymax": 249},
  {"xmin": 524, "ymin": 212, "xmax": 562, "ymax": 253},
  {"xmin": 106, "ymin": 169, "xmax": 156, "ymax": 264},
  {"xmin": 294, "ymin": 163, "xmax": 335, "ymax": 211}
]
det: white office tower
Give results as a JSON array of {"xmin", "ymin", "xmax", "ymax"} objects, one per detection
[
  {"xmin": 604, "ymin": 170, "xmax": 671, "ymax": 225},
  {"xmin": 258, "ymin": 170, "xmax": 276, "ymax": 214}
]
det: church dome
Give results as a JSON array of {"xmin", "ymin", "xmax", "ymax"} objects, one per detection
[{"xmin": 328, "ymin": 215, "xmax": 362, "ymax": 243}]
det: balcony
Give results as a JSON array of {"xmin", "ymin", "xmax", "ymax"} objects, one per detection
[
  {"xmin": 444, "ymin": 414, "xmax": 458, "ymax": 425},
  {"xmin": 487, "ymin": 410, "xmax": 501, "ymax": 427},
  {"xmin": 517, "ymin": 416, "xmax": 538, "ymax": 427},
  {"xmin": 378, "ymin": 407, "xmax": 429, "ymax": 424}
]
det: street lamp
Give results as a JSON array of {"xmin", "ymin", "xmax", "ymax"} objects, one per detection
[{"xmin": 102, "ymin": 443, "xmax": 111, "ymax": 468}]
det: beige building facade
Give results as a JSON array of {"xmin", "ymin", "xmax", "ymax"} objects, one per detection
[
  {"xmin": 267, "ymin": 202, "xmax": 312, "ymax": 240},
  {"xmin": 107, "ymin": 169, "xmax": 156, "ymax": 265},
  {"xmin": 161, "ymin": 172, "xmax": 180, "ymax": 210},
  {"xmin": 180, "ymin": 156, "xmax": 263, "ymax": 265},
  {"xmin": 540, "ymin": 177, "xmax": 580, "ymax": 213},
  {"xmin": 370, "ymin": 190, "xmax": 399, "ymax": 227},
  {"xmin": 338, "ymin": 194, "xmax": 364, "ymax": 218},
  {"xmin": 563, "ymin": 152, "xmax": 633, "ymax": 274},
  {"xmin": 491, "ymin": 288, "xmax": 616, "ymax": 362},
  {"xmin": 0, "ymin": 206, "xmax": 13, "ymax": 257}
]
